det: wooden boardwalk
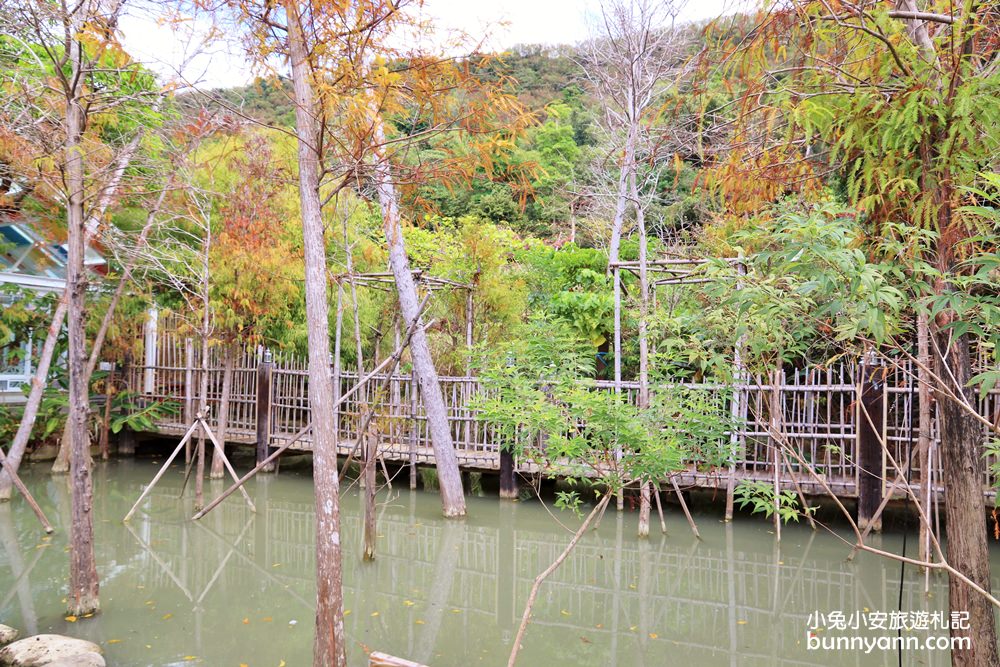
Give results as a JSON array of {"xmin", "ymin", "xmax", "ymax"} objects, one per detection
[{"xmin": 123, "ymin": 315, "xmax": 1000, "ymax": 506}]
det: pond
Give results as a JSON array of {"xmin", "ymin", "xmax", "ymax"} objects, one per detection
[{"xmin": 0, "ymin": 458, "xmax": 997, "ymax": 666}]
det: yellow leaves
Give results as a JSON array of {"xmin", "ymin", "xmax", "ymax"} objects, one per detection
[
  {"xmin": 559, "ymin": 610, "xmax": 571, "ymax": 617},
  {"xmin": 65, "ymin": 616, "xmax": 78, "ymax": 623},
  {"xmin": 162, "ymin": 613, "xmax": 173, "ymax": 620},
  {"xmin": 370, "ymin": 611, "xmax": 379, "ymax": 617},
  {"xmin": 648, "ymin": 633, "xmax": 658, "ymax": 639},
  {"xmin": 403, "ymin": 600, "xmax": 415, "ymax": 607},
  {"xmin": 737, "ymin": 620, "xmax": 748, "ymax": 625},
  {"xmin": 415, "ymin": 619, "xmax": 425, "ymax": 625},
  {"xmin": 107, "ymin": 639, "xmax": 122, "ymax": 645},
  {"xmin": 243, "ymin": 617, "xmax": 250, "ymax": 624}
]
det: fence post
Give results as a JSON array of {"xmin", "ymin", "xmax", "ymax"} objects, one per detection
[
  {"xmin": 857, "ymin": 352, "xmax": 886, "ymax": 532},
  {"xmin": 409, "ymin": 374, "xmax": 418, "ymax": 490},
  {"xmin": 143, "ymin": 307, "xmax": 158, "ymax": 395},
  {"xmin": 256, "ymin": 349, "xmax": 275, "ymax": 472}
]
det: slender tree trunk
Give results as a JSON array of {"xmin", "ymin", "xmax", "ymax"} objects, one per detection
[
  {"xmin": 210, "ymin": 344, "xmax": 234, "ymax": 479},
  {"xmin": 916, "ymin": 313, "xmax": 932, "ymax": 566},
  {"xmin": 65, "ymin": 32, "xmax": 99, "ymax": 616},
  {"xmin": 0, "ymin": 117, "xmax": 148, "ymax": 497},
  {"xmin": 632, "ymin": 170, "xmax": 651, "ymax": 537},
  {"xmin": 52, "ymin": 185, "xmax": 170, "ymax": 473},
  {"xmin": 285, "ymin": 4, "xmax": 347, "ymax": 665},
  {"xmin": 370, "ymin": 117, "xmax": 466, "ymax": 518},
  {"xmin": 0, "ymin": 300, "xmax": 67, "ymax": 501},
  {"xmin": 195, "ymin": 333, "xmax": 209, "ymax": 511},
  {"xmin": 346, "ymin": 232, "xmax": 377, "ymax": 560},
  {"xmin": 931, "ymin": 326, "xmax": 998, "ymax": 666}
]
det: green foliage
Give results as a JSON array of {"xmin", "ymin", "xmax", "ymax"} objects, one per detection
[
  {"xmin": 700, "ymin": 202, "xmax": 906, "ymax": 371},
  {"xmin": 472, "ymin": 315, "xmax": 732, "ymax": 494},
  {"xmin": 109, "ymin": 392, "xmax": 179, "ymax": 434},
  {"xmin": 734, "ymin": 480, "xmax": 816, "ymax": 524}
]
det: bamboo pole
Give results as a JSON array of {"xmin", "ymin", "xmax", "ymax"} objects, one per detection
[
  {"xmin": 669, "ymin": 477, "xmax": 700, "ymax": 539},
  {"xmin": 0, "ymin": 449, "xmax": 54, "ymax": 533},
  {"xmin": 123, "ymin": 420, "xmax": 200, "ymax": 522}
]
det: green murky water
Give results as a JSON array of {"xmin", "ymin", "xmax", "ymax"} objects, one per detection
[{"xmin": 0, "ymin": 459, "xmax": 997, "ymax": 666}]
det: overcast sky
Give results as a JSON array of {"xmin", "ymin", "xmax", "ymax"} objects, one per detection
[{"xmin": 118, "ymin": 0, "xmax": 744, "ymax": 89}]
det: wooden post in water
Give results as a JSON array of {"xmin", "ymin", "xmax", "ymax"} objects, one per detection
[
  {"xmin": 857, "ymin": 352, "xmax": 885, "ymax": 533},
  {"xmin": 499, "ymin": 445, "xmax": 518, "ymax": 499},
  {"xmin": 256, "ymin": 350, "xmax": 275, "ymax": 472}
]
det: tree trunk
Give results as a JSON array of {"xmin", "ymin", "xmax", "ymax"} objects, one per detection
[
  {"xmin": 65, "ymin": 35, "xmax": 99, "ymax": 616},
  {"xmin": 284, "ymin": 3, "xmax": 347, "ymax": 665},
  {"xmin": 53, "ymin": 185, "xmax": 169, "ymax": 473},
  {"xmin": 916, "ymin": 313, "xmax": 932, "ymax": 565},
  {"xmin": 931, "ymin": 327, "xmax": 999, "ymax": 666},
  {"xmin": 370, "ymin": 118, "xmax": 466, "ymax": 518},
  {"xmin": 210, "ymin": 344, "xmax": 235, "ymax": 479},
  {"xmin": 0, "ymin": 299, "xmax": 68, "ymax": 500},
  {"xmin": 632, "ymin": 169, "xmax": 651, "ymax": 537},
  {"xmin": 0, "ymin": 116, "xmax": 147, "ymax": 497}
]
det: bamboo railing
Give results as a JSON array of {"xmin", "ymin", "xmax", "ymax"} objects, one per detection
[{"xmin": 120, "ymin": 314, "xmax": 1000, "ymax": 503}]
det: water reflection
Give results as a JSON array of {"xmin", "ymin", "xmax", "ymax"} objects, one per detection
[{"xmin": 0, "ymin": 460, "xmax": 994, "ymax": 666}]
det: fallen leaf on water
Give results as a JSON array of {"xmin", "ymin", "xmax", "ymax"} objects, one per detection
[
  {"xmin": 242, "ymin": 618, "xmax": 250, "ymax": 624},
  {"xmin": 629, "ymin": 626, "xmax": 637, "ymax": 632},
  {"xmin": 240, "ymin": 663, "xmax": 248, "ymax": 667},
  {"xmin": 415, "ymin": 620, "xmax": 424, "ymax": 625},
  {"xmin": 272, "ymin": 563, "xmax": 282, "ymax": 568},
  {"xmin": 560, "ymin": 610, "xmax": 571, "ymax": 617},
  {"xmin": 83, "ymin": 613, "xmax": 94, "ymax": 618},
  {"xmin": 64, "ymin": 616, "xmax": 77, "ymax": 623},
  {"xmin": 451, "ymin": 609, "xmax": 461, "ymax": 613},
  {"xmin": 370, "ymin": 611, "xmax": 379, "ymax": 617},
  {"xmin": 344, "ymin": 610, "xmax": 351, "ymax": 616},
  {"xmin": 162, "ymin": 613, "xmax": 172, "ymax": 620},
  {"xmin": 183, "ymin": 658, "xmax": 197, "ymax": 662},
  {"xmin": 649, "ymin": 633, "xmax": 658, "ymax": 639},
  {"xmin": 279, "ymin": 661, "xmax": 286, "ymax": 667},
  {"xmin": 737, "ymin": 620, "xmax": 747, "ymax": 625},
  {"xmin": 403, "ymin": 600, "xmax": 415, "ymax": 607},
  {"xmin": 107, "ymin": 640, "xmax": 122, "ymax": 645}
]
